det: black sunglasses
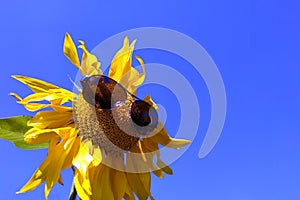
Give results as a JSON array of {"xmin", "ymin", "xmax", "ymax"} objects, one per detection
[{"xmin": 80, "ymin": 75, "xmax": 158, "ymax": 133}]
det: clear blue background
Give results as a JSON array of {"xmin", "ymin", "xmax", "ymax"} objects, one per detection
[{"xmin": 1, "ymin": 0, "xmax": 300, "ymax": 199}]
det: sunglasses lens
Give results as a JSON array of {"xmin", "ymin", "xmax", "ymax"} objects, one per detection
[
  {"xmin": 131, "ymin": 100, "xmax": 158, "ymax": 135},
  {"xmin": 81, "ymin": 75, "xmax": 127, "ymax": 109},
  {"xmin": 81, "ymin": 75, "xmax": 159, "ymax": 136}
]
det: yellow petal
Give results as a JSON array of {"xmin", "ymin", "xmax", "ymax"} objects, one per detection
[
  {"xmin": 19, "ymin": 128, "xmax": 78, "ymax": 198},
  {"xmin": 143, "ymin": 95, "xmax": 159, "ymax": 110},
  {"xmin": 21, "ymin": 103, "xmax": 49, "ymax": 112},
  {"xmin": 121, "ymin": 66, "xmax": 144, "ymax": 94},
  {"xmin": 167, "ymin": 138, "xmax": 191, "ymax": 149},
  {"xmin": 22, "ymin": 103, "xmax": 72, "ymax": 112},
  {"xmin": 138, "ymin": 140, "xmax": 147, "ymax": 162},
  {"xmin": 28, "ymin": 111, "xmax": 73, "ymax": 129},
  {"xmin": 21, "ymin": 93, "xmax": 53, "ymax": 104},
  {"xmin": 24, "ymin": 127, "xmax": 58, "ymax": 144},
  {"xmin": 126, "ymin": 173, "xmax": 150, "ymax": 200},
  {"xmin": 138, "ymin": 173, "xmax": 152, "ymax": 196},
  {"xmin": 148, "ymin": 122, "xmax": 191, "ymax": 149},
  {"xmin": 139, "ymin": 141, "xmax": 164, "ymax": 178},
  {"xmin": 152, "ymin": 168, "xmax": 164, "ymax": 178},
  {"xmin": 72, "ymin": 142, "xmax": 95, "ymax": 177},
  {"xmin": 87, "ymin": 166, "xmax": 101, "ymax": 200},
  {"xmin": 91, "ymin": 146, "xmax": 102, "ymax": 166},
  {"xmin": 12, "ymin": 75, "xmax": 59, "ymax": 93},
  {"xmin": 62, "ymin": 136, "xmax": 80, "ymax": 169},
  {"xmin": 12, "ymin": 92, "xmax": 72, "ymax": 112},
  {"xmin": 74, "ymin": 169, "xmax": 91, "ymax": 199},
  {"xmin": 132, "ymin": 55, "xmax": 146, "ymax": 86},
  {"xmin": 48, "ymin": 88, "xmax": 75, "ymax": 103},
  {"xmin": 156, "ymin": 158, "xmax": 173, "ymax": 175},
  {"xmin": 51, "ymin": 104, "xmax": 73, "ymax": 112},
  {"xmin": 108, "ymin": 37, "xmax": 136, "ymax": 82},
  {"xmin": 124, "ymin": 183, "xmax": 135, "ymax": 200},
  {"xmin": 43, "ymin": 129, "xmax": 78, "ymax": 198},
  {"xmin": 13, "ymin": 88, "xmax": 74, "ymax": 112},
  {"xmin": 78, "ymin": 40, "xmax": 102, "ymax": 76},
  {"xmin": 17, "ymin": 137, "xmax": 59, "ymax": 195},
  {"xmin": 17, "ymin": 167, "xmax": 45, "ymax": 194},
  {"xmin": 9, "ymin": 92, "xmax": 22, "ymax": 101},
  {"xmin": 108, "ymin": 38, "xmax": 147, "ymax": 94},
  {"xmin": 111, "ymin": 169, "xmax": 127, "ymax": 200},
  {"xmin": 127, "ymin": 145, "xmax": 150, "ymax": 169},
  {"xmin": 20, "ymin": 91, "xmax": 73, "ymax": 105},
  {"xmin": 96, "ymin": 165, "xmax": 114, "ymax": 200},
  {"xmin": 63, "ymin": 32, "xmax": 81, "ymax": 68}
]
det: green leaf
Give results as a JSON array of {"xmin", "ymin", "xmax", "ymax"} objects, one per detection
[{"xmin": 0, "ymin": 116, "xmax": 49, "ymax": 150}]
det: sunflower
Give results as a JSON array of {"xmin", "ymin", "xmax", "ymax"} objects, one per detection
[{"xmin": 11, "ymin": 33, "xmax": 190, "ymax": 200}]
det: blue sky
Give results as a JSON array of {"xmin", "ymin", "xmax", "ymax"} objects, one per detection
[{"xmin": 1, "ymin": 0, "xmax": 300, "ymax": 199}]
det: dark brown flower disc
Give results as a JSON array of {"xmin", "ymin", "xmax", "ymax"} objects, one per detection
[{"xmin": 78, "ymin": 75, "xmax": 159, "ymax": 151}]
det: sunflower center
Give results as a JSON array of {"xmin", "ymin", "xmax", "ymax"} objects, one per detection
[{"xmin": 73, "ymin": 94, "xmax": 140, "ymax": 153}]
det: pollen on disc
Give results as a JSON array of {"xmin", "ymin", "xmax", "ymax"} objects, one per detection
[{"xmin": 73, "ymin": 94, "xmax": 140, "ymax": 154}]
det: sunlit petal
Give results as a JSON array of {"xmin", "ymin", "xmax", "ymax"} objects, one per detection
[
  {"xmin": 63, "ymin": 32, "xmax": 81, "ymax": 68},
  {"xmin": 78, "ymin": 40, "xmax": 102, "ymax": 76}
]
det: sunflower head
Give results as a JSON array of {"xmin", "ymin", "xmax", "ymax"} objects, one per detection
[
  {"xmin": 11, "ymin": 32, "xmax": 190, "ymax": 200},
  {"xmin": 74, "ymin": 73, "xmax": 159, "ymax": 153}
]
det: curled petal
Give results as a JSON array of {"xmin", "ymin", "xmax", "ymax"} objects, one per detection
[
  {"xmin": 11, "ymin": 90, "xmax": 74, "ymax": 112},
  {"xmin": 9, "ymin": 92, "xmax": 22, "ymax": 101},
  {"xmin": 132, "ymin": 55, "xmax": 146, "ymax": 86},
  {"xmin": 12, "ymin": 76, "xmax": 75, "ymax": 106},
  {"xmin": 108, "ymin": 37, "xmax": 147, "ymax": 94},
  {"xmin": 63, "ymin": 32, "xmax": 81, "ymax": 68},
  {"xmin": 12, "ymin": 75, "xmax": 59, "ymax": 93},
  {"xmin": 20, "ymin": 90, "xmax": 73, "ymax": 105},
  {"xmin": 108, "ymin": 37, "xmax": 136, "ymax": 82},
  {"xmin": 143, "ymin": 95, "xmax": 159, "ymax": 110},
  {"xmin": 78, "ymin": 40, "xmax": 102, "ymax": 76}
]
